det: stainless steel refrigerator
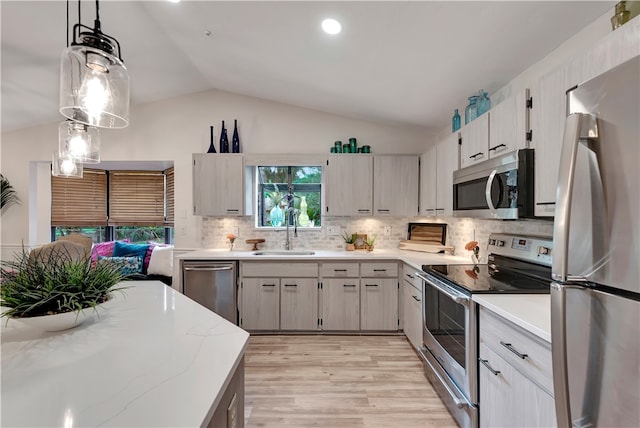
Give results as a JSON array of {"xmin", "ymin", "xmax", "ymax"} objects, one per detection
[{"xmin": 551, "ymin": 55, "xmax": 640, "ymax": 427}]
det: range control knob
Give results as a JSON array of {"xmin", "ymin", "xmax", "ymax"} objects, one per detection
[
  {"xmin": 489, "ymin": 239, "xmax": 496, "ymax": 245},
  {"xmin": 496, "ymin": 240, "xmax": 505, "ymax": 247},
  {"xmin": 538, "ymin": 246, "xmax": 551, "ymax": 255}
]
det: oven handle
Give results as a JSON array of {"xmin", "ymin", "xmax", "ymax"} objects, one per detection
[
  {"xmin": 415, "ymin": 272, "xmax": 470, "ymax": 305},
  {"xmin": 485, "ymin": 169, "xmax": 497, "ymax": 211}
]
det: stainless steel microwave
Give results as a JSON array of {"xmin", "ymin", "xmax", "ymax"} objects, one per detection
[{"xmin": 453, "ymin": 149, "xmax": 534, "ymax": 220}]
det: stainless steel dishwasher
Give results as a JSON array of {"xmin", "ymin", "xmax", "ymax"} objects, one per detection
[{"xmin": 181, "ymin": 261, "xmax": 238, "ymax": 324}]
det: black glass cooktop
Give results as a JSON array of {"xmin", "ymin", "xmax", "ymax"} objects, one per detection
[{"xmin": 421, "ymin": 263, "xmax": 551, "ymax": 294}]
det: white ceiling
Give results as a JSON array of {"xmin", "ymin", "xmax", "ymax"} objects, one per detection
[{"xmin": 1, "ymin": 1, "xmax": 614, "ymax": 134}]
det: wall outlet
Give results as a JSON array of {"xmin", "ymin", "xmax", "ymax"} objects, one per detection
[
  {"xmin": 327, "ymin": 226, "xmax": 340, "ymax": 236},
  {"xmin": 233, "ymin": 226, "xmax": 240, "ymax": 237},
  {"xmin": 383, "ymin": 226, "xmax": 392, "ymax": 236}
]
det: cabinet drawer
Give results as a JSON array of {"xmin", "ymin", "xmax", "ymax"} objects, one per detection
[
  {"xmin": 480, "ymin": 307, "xmax": 553, "ymax": 395},
  {"xmin": 402, "ymin": 264, "xmax": 422, "ymax": 290},
  {"xmin": 242, "ymin": 262, "xmax": 318, "ymax": 278},
  {"xmin": 361, "ymin": 262, "xmax": 398, "ymax": 277},
  {"xmin": 321, "ymin": 263, "xmax": 359, "ymax": 277}
]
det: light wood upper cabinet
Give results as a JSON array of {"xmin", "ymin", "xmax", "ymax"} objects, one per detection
[
  {"xmin": 193, "ymin": 153, "xmax": 244, "ymax": 216},
  {"xmin": 529, "ymin": 64, "xmax": 572, "ymax": 217},
  {"xmin": 421, "ymin": 133, "xmax": 457, "ymax": 216},
  {"xmin": 488, "ymin": 89, "xmax": 529, "ymax": 158},
  {"xmin": 459, "ymin": 114, "xmax": 489, "ymax": 169},
  {"xmin": 373, "ymin": 155, "xmax": 419, "ymax": 217},
  {"xmin": 325, "ymin": 155, "xmax": 373, "ymax": 216}
]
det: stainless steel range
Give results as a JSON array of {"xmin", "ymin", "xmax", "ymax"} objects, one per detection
[{"xmin": 415, "ymin": 233, "xmax": 553, "ymax": 428}]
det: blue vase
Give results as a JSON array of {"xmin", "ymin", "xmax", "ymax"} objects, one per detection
[
  {"xmin": 452, "ymin": 109, "xmax": 461, "ymax": 132},
  {"xmin": 477, "ymin": 91, "xmax": 491, "ymax": 116},
  {"xmin": 465, "ymin": 96, "xmax": 478, "ymax": 124},
  {"xmin": 270, "ymin": 205, "xmax": 283, "ymax": 227}
]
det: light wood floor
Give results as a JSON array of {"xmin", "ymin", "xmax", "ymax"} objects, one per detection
[{"xmin": 244, "ymin": 335, "xmax": 458, "ymax": 428}]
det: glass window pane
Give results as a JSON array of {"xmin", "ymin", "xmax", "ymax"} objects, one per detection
[
  {"xmin": 54, "ymin": 226, "xmax": 107, "ymax": 242},
  {"xmin": 115, "ymin": 226, "xmax": 166, "ymax": 244}
]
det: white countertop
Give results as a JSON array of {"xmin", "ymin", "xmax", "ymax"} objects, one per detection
[
  {"xmin": 472, "ymin": 294, "xmax": 551, "ymax": 342},
  {"xmin": 1, "ymin": 281, "xmax": 249, "ymax": 427},
  {"xmin": 177, "ymin": 247, "xmax": 471, "ymax": 271}
]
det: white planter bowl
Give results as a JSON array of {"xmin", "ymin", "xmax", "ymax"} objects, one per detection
[{"xmin": 13, "ymin": 306, "xmax": 100, "ymax": 332}]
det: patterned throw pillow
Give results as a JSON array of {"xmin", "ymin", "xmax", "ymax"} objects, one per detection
[
  {"xmin": 98, "ymin": 255, "xmax": 143, "ymax": 276},
  {"xmin": 91, "ymin": 240, "xmax": 129, "ymax": 267}
]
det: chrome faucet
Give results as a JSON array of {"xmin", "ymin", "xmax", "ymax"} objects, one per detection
[{"xmin": 283, "ymin": 185, "xmax": 298, "ymax": 251}]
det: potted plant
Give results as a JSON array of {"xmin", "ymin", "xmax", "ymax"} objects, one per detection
[
  {"xmin": 342, "ymin": 232, "xmax": 356, "ymax": 251},
  {"xmin": 365, "ymin": 235, "xmax": 377, "ymax": 252},
  {"xmin": 0, "ymin": 244, "xmax": 127, "ymax": 331}
]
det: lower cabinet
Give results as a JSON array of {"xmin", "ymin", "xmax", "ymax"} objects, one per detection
[
  {"xmin": 402, "ymin": 278, "xmax": 422, "ymax": 350},
  {"xmin": 360, "ymin": 278, "xmax": 398, "ymax": 331},
  {"xmin": 322, "ymin": 278, "xmax": 360, "ymax": 331},
  {"xmin": 241, "ymin": 278, "xmax": 280, "ymax": 330},
  {"xmin": 478, "ymin": 306, "xmax": 556, "ymax": 427},
  {"xmin": 280, "ymin": 278, "xmax": 318, "ymax": 330}
]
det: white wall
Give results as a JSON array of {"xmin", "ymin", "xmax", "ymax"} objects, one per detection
[{"xmin": 0, "ymin": 88, "xmax": 432, "ymax": 258}]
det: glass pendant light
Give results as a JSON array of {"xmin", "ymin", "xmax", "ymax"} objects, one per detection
[
  {"xmin": 58, "ymin": 120, "xmax": 100, "ymax": 163},
  {"xmin": 59, "ymin": 0, "xmax": 129, "ymax": 129},
  {"xmin": 52, "ymin": 151, "xmax": 84, "ymax": 178}
]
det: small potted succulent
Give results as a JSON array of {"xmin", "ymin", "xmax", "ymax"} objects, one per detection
[
  {"xmin": 0, "ymin": 245, "xmax": 126, "ymax": 331},
  {"xmin": 342, "ymin": 232, "xmax": 356, "ymax": 251},
  {"xmin": 365, "ymin": 235, "xmax": 377, "ymax": 252}
]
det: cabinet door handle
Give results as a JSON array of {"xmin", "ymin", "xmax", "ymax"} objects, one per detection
[
  {"xmin": 226, "ymin": 209, "xmax": 239, "ymax": 212},
  {"xmin": 358, "ymin": 209, "xmax": 371, "ymax": 213},
  {"xmin": 412, "ymin": 295, "xmax": 421, "ymax": 302},
  {"xmin": 334, "ymin": 269, "xmax": 347, "ymax": 272},
  {"xmin": 283, "ymin": 284, "xmax": 298, "ymax": 287},
  {"xmin": 469, "ymin": 152, "xmax": 484, "ymax": 159},
  {"xmin": 500, "ymin": 341, "xmax": 528, "ymax": 359},
  {"xmin": 373, "ymin": 269, "xmax": 387, "ymax": 272},
  {"xmin": 343, "ymin": 284, "xmax": 357, "ymax": 287},
  {"xmin": 488, "ymin": 144, "xmax": 507, "ymax": 152},
  {"xmin": 406, "ymin": 273, "xmax": 415, "ymax": 279},
  {"xmin": 262, "ymin": 283, "xmax": 276, "ymax": 287},
  {"xmin": 479, "ymin": 358, "xmax": 501, "ymax": 376},
  {"xmin": 377, "ymin": 209, "xmax": 390, "ymax": 213},
  {"xmin": 365, "ymin": 284, "xmax": 379, "ymax": 287},
  {"xmin": 536, "ymin": 202, "xmax": 556, "ymax": 206}
]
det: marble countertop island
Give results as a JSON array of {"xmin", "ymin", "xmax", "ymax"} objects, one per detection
[{"xmin": 1, "ymin": 281, "xmax": 249, "ymax": 427}]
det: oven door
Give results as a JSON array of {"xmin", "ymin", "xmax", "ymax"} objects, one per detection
[{"xmin": 416, "ymin": 272, "xmax": 478, "ymax": 418}]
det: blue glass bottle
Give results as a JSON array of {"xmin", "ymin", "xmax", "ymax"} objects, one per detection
[
  {"xmin": 477, "ymin": 90, "xmax": 491, "ymax": 116},
  {"xmin": 232, "ymin": 119, "xmax": 240, "ymax": 153},
  {"xmin": 452, "ymin": 109, "xmax": 461, "ymax": 132},
  {"xmin": 220, "ymin": 120, "xmax": 229, "ymax": 153},
  {"xmin": 465, "ymin": 96, "xmax": 478, "ymax": 124}
]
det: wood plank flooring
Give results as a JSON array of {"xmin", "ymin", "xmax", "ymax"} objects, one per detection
[{"xmin": 244, "ymin": 335, "xmax": 457, "ymax": 428}]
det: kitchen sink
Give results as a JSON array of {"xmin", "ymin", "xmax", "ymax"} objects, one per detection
[{"xmin": 252, "ymin": 251, "xmax": 316, "ymax": 256}]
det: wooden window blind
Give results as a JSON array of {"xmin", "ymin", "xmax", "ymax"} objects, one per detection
[
  {"xmin": 109, "ymin": 171, "xmax": 165, "ymax": 226},
  {"xmin": 51, "ymin": 169, "xmax": 108, "ymax": 226},
  {"xmin": 164, "ymin": 167, "xmax": 174, "ymax": 226}
]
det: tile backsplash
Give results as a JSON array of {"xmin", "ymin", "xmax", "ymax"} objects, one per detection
[{"xmin": 201, "ymin": 215, "xmax": 554, "ymax": 256}]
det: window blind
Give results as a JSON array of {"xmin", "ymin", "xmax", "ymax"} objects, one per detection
[
  {"xmin": 164, "ymin": 167, "xmax": 174, "ymax": 226},
  {"xmin": 109, "ymin": 171, "xmax": 165, "ymax": 226},
  {"xmin": 51, "ymin": 169, "xmax": 107, "ymax": 226}
]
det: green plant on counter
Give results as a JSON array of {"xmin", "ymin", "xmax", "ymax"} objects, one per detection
[
  {"xmin": 0, "ymin": 246, "xmax": 127, "ymax": 319},
  {"xmin": 365, "ymin": 235, "xmax": 377, "ymax": 247},
  {"xmin": 342, "ymin": 232, "xmax": 356, "ymax": 244}
]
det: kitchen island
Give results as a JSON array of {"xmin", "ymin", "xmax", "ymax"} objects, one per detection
[{"xmin": 1, "ymin": 281, "xmax": 249, "ymax": 427}]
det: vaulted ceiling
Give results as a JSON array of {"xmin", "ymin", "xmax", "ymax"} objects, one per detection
[{"xmin": 1, "ymin": 1, "xmax": 614, "ymax": 133}]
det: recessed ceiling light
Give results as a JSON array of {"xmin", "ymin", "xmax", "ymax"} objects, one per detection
[{"xmin": 322, "ymin": 18, "xmax": 341, "ymax": 35}]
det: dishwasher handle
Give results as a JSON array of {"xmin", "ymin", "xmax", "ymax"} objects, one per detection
[{"xmin": 183, "ymin": 266, "xmax": 233, "ymax": 272}]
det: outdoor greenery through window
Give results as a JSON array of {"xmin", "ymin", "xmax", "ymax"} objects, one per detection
[{"xmin": 257, "ymin": 166, "xmax": 322, "ymax": 228}]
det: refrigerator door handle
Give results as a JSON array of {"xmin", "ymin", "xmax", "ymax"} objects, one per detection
[
  {"xmin": 552, "ymin": 113, "xmax": 598, "ymax": 282},
  {"xmin": 551, "ymin": 282, "xmax": 572, "ymax": 428}
]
